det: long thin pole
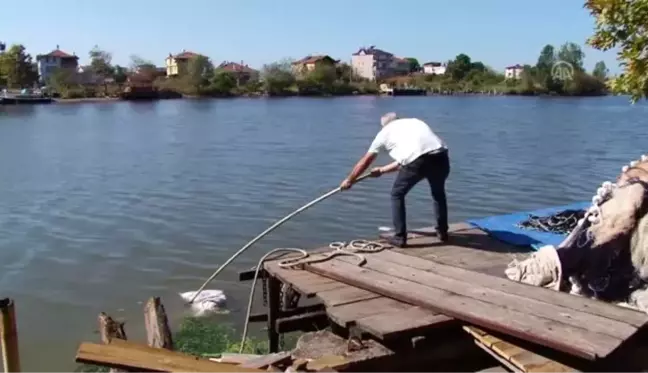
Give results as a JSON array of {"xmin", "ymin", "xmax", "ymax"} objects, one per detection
[
  {"xmin": 0, "ymin": 298, "xmax": 21, "ymax": 372},
  {"xmin": 188, "ymin": 173, "xmax": 372, "ymax": 304}
]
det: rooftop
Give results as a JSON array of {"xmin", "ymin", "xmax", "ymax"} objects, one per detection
[
  {"xmin": 292, "ymin": 55, "xmax": 339, "ymax": 65},
  {"xmin": 352, "ymin": 46, "xmax": 394, "ymax": 57},
  {"xmin": 37, "ymin": 46, "xmax": 78, "ymax": 60}
]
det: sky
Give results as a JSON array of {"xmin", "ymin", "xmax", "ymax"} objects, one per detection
[{"xmin": 1, "ymin": 0, "xmax": 621, "ymax": 74}]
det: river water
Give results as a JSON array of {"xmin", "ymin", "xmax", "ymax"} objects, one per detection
[{"xmin": 0, "ymin": 96, "xmax": 646, "ymax": 370}]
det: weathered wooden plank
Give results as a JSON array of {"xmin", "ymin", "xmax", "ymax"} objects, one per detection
[
  {"xmin": 327, "ymin": 297, "xmax": 411, "ymax": 327},
  {"xmin": 331, "ymin": 252, "xmax": 636, "ymax": 341},
  {"xmin": 316, "ymin": 286, "xmax": 381, "ymax": 307},
  {"xmin": 354, "ymin": 306, "xmax": 453, "ymax": 340},
  {"xmin": 373, "ymin": 249, "xmax": 648, "ymax": 328},
  {"xmin": 212, "ymin": 353, "xmax": 262, "ymax": 364},
  {"xmin": 76, "ymin": 341, "xmax": 263, "ymax": 372},
  {"xmin": 306, "ymin": 259, "xmax": 622, "ymax": 360},
  {"xmin": 464, "ymin": 326, "xmax": 577, "ymax": 373},
  {"xmin": 475, "ymin": 340, "xmax": 524, "ymax": 373},
  {"xmin": 263, "ymin": 261, "xmax": 339, "ymax": 296},
  {"xmin": 239, "ymin": 352, "xmax": 292, "ymax": 369}
]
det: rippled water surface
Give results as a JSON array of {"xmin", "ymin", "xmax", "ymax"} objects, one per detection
[{"xmin": 0, "ymin": 96, "xmax": 646, "ymax": 370}]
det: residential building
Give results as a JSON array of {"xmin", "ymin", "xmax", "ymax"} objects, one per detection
[
  {"xmin": 350, "ymin": 46, "xmax": 396, "ymax": 81},
  {"xmin": 217, "ymin": 61, "xmax": 259, "ymax": 85},
  {"xmin": 291, "ymin": 55, "xmax": 339, "ymax": 76},
  {"xmin": 423, "ymin": 62, "xmax": 447, "ymax": 75},
  {"xmin": 165, "ymin": 50, "xmax": 202, "ymax": 76},
  {"xmin": 392, "ymin": 57, "xmax": 411, "ymax": 75},
  {"xmin": 36, "ymin": 46, "xmax": 79, "ymax": 84},
  {"xmin": 505, "ymin": 64, "xmax": 524, "ymax": 79}
]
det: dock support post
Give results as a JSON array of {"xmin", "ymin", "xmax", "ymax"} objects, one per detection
[
  {"xmin": 267, "ymin": 276, "xmax": 281, "ymax": 353},
  {"xmin": 0, "ymin": 298, "xmax": 21, "ymax": 372}
]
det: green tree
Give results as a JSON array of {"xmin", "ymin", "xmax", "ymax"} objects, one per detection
[
  {"xmin": 186, "ymin": 55, "xmax": 214, "ymax": 93},
  {"xmin": 47, "ymin": 67, "xmax": 77, "ymax": 96},
  {"xmin": 446, "ymin": 54, "xmax": 472, "ymax": 81},
  {"xmin": 335, "ymin": 63, "xmax": 355, "ymax": 83},
  {"xmin": 113, "ymin": 65, "xmax": 128, "ymax": 85},
  {"xmin": 89, "ymin": 46, "xmax": 114, "ymax": 79},
  {"xmin": 303, "ymin": 64, "xmax": 337, "ymax": 94},
  {"xmin": 89, "ymin": 46, "xmax": 114, "ymax": 96},
  {"xmin": 0, "ymin": 44, "xmax": 38, "ymax": 88},
  {"xmin": 585, "ymin": 0, "xmax": 648, "ymax": 102},
  {"xmin": 592, "ymin": 61, "xmax": 608, "ymax": 81},
  {"xmin": 557, "ymin": 42, "xmax": 585, "ymax": 71},
  {"xmin": 261, "ymin": 60, "xmax": 296, "ymax": 96},
  {"xmin": 404, "ymin": 57, "xmax": 421, "ymax": 73},
  {"xmin": 536, "ymin": 44, "xmax": 556, "ymax": 78},
  {"xmin": 209, "ymin": 71, "xmax": 237, "ymax": 95}
]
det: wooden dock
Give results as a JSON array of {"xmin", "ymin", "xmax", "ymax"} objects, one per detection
[{"xmin": 240, "ymin": 222, "xmax": 648, "ymax": 372}]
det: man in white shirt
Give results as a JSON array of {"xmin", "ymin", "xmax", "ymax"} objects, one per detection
[{"xmin": 340, "ymin": 112, "xmax": 450, "ymax": 247}]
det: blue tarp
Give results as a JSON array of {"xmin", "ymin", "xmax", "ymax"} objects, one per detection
[{"xmin": 467, "ymin": 201, "xmax": 591, "ymax": 250}]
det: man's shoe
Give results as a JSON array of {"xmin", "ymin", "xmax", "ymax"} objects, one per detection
[
  {"xmin": 386, "ymin": 237, "xmax": 407, "ymax": 248},
  {"xmin": 437, "ymin": 231, "xmax": 449, "ymax": 242}
]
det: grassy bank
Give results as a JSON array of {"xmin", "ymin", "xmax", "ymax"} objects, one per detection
[{"xmin": 75, "ymin": 316, "xmax": 300, "ymax": 372}]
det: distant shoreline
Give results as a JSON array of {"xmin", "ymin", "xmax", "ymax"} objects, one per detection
[
  {"xmin": 54, "ymin": 97, "xmax": 121, "ymax": 104},
  {"xmin": 18, "ymin": 91, "xmax": 613, "ymax": 106}
]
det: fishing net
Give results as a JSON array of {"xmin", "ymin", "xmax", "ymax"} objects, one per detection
[{"xmin": 517, "ymin": 209, "xmax": 586, "ymax": 235}]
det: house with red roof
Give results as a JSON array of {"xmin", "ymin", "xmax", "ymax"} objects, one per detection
[
  {"xmin": 217, "ymin": 61, "xmax": 259, "ymax": 85},
  {"xmin": 165, "ymin": 50, "xmax": 204, "ymax": 76},
  {"xmin": 291, "ymin": 55, "xmax": 339, "ymax": 76},
  {"xmin": 36, "ymin": 46, "xmax": 79, "ymax": 84}
]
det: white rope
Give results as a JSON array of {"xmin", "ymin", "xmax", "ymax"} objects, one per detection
[
  {"xmin": 239, "ymin": 248, "xmax": 307, "ymax": 353},
  {"xmin": 238, "ymin": 239, "xmax": 385, "ymax": 353},
  {"xmin": 277, "ymin": 239, "xmax": 386, "ymax": 268}
]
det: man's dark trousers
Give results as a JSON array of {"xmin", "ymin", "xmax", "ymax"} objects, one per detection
[{"xmin": 391, "ymin": 149, "xmax": 450, "ymax": 245}]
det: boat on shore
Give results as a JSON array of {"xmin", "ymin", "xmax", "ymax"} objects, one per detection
[{"xmin": 0, "ymin": 89, "xmax": 53, "ymax": 105}]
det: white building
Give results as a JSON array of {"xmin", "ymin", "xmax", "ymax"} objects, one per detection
[
  {"xmin": 35, "ymin": 46, "xmax": 79, "ymax": 84},
  {"xmin": 505, "ymin": 64, "xmax": 524, "ymax": 80},
  {"xmin": 422, "ymin": 62, "xmax": 446, "ymax": 75},
  {"xmin": 351, "ymin": 46, "xmax": 396, "ymax": 81}
]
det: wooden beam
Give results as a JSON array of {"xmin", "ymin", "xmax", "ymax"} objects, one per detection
[
  {"xmin": 266, "ymin": 276, "xmax": 281, "ymax": 353},
  {"xmin": 144, "ymin": 297, "xmax": 173, "ymax": 350},
  {"xmin": 0, "ymin": 298, "xmax": 20, "ymax": 373},
  {"xmin": 76, "ymin": 340, "xmax": 264, "ymax": 372}
]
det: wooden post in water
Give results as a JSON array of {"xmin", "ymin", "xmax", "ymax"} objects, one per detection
[
  {"xmin": 143, "ymin": 297, "xmax": 173, "ymax": 350},
  {"xmin": 0, "ymin": 298, "xmax": 20, "ymax": 372},
  {"xmin": 267, "ymin": 276, "xmax": 281, "ymax": 353},
  {"xmin": 98, "ymin": 312, "xmax": 127, "ymax": 372}
]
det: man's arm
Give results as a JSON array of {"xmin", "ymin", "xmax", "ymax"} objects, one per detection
[
  {"xmin": 345, "ymin": 152, "xmax": 377, "ymax": 183},
  {"xmin": 378, "ymin": 161, "xmax": 401, "ymax": 174}
]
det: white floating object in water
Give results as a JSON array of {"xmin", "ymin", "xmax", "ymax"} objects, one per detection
[
  {"xmin": 180, "ymin": 290, "xmax": 227, "ymax": 317},
  {"xmin": 378, "ymin": 226, "xmax": 393, "ymax": 232}
]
